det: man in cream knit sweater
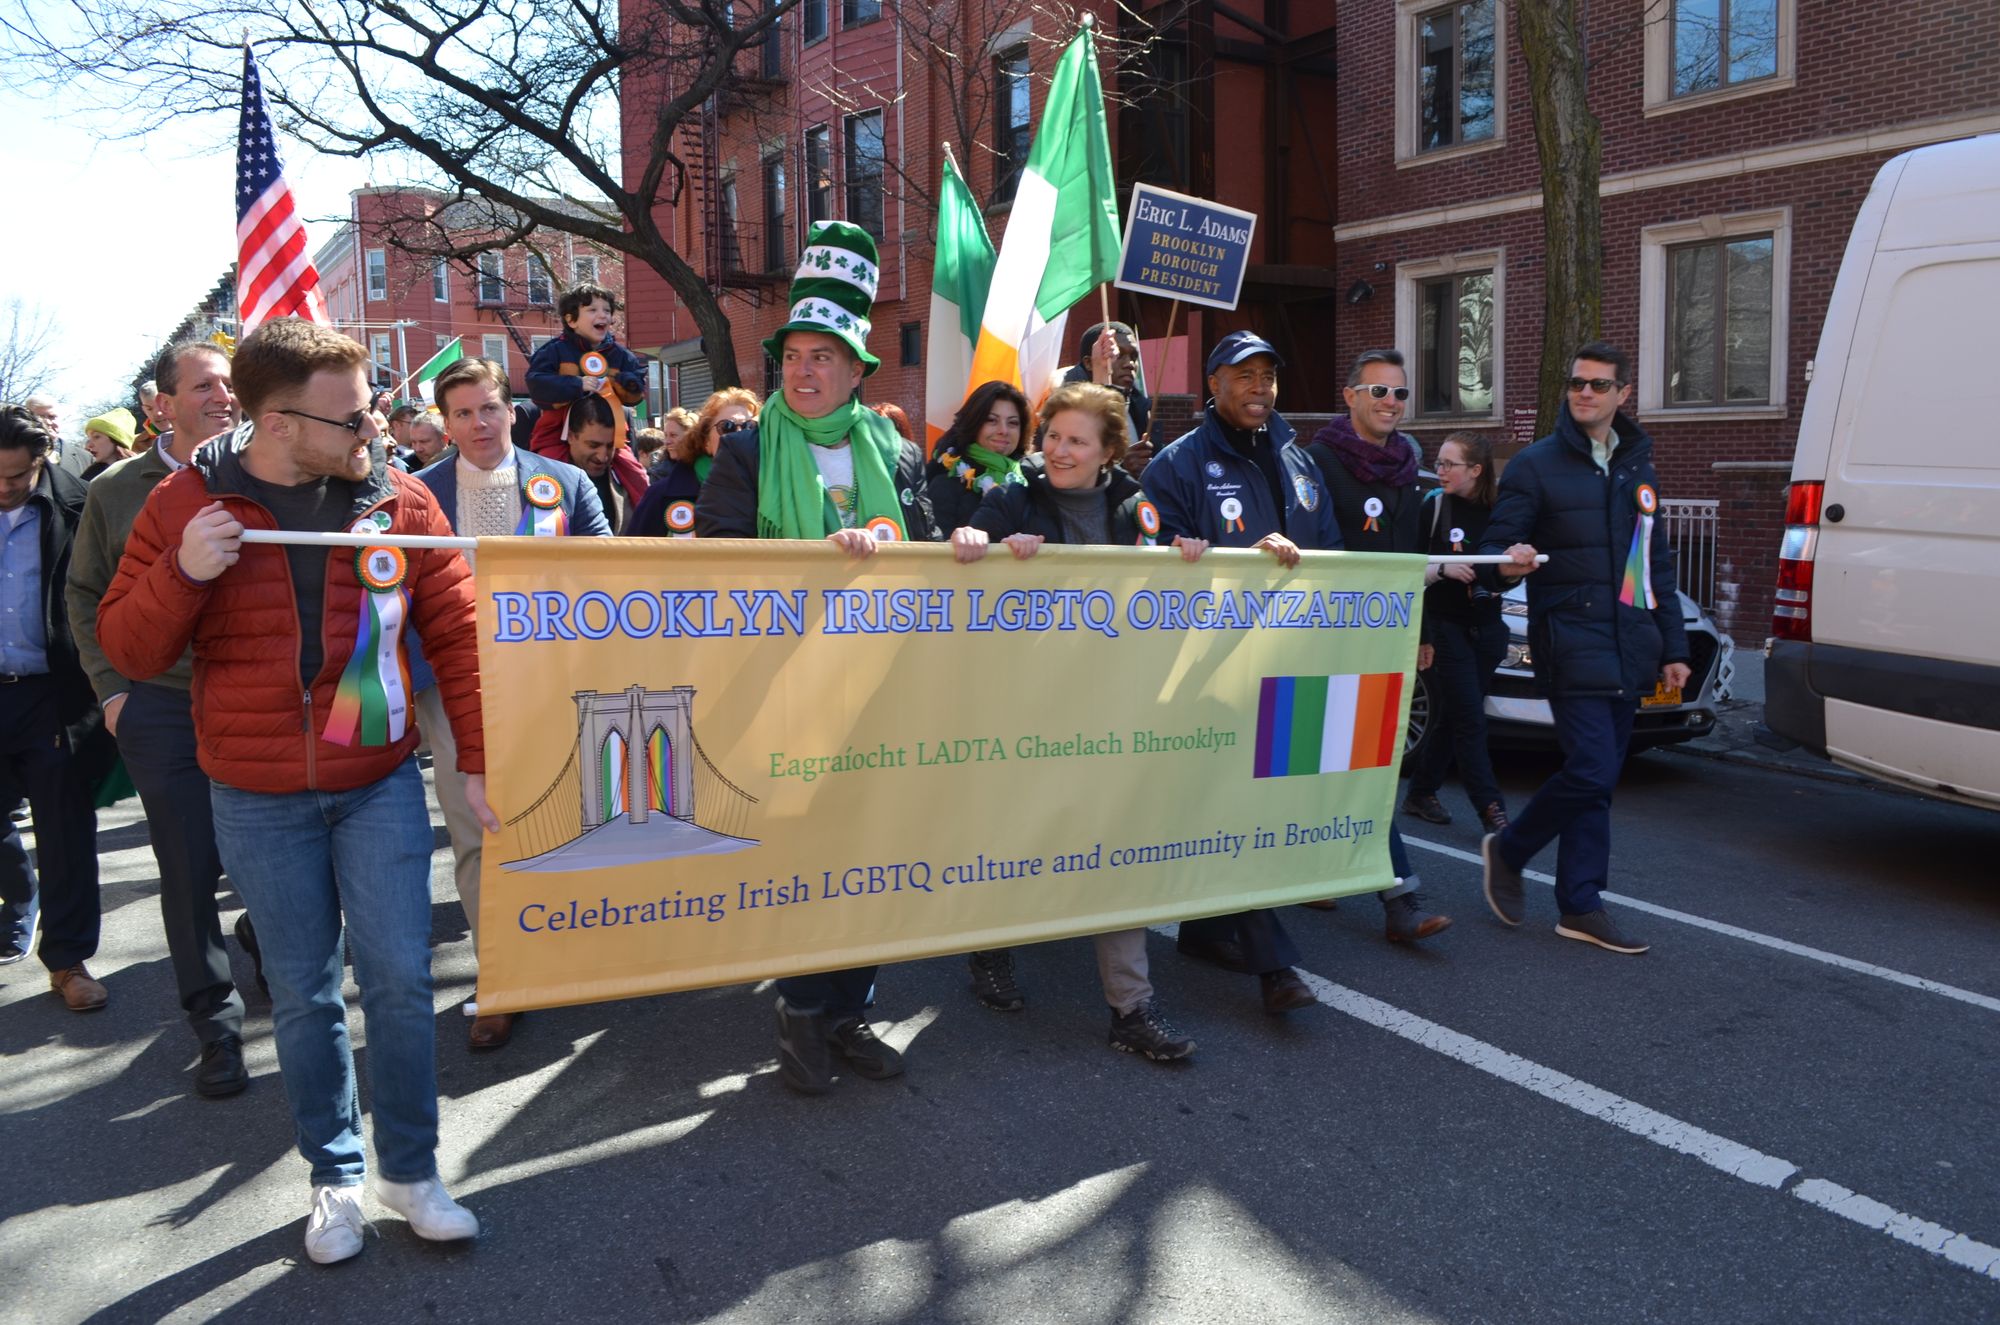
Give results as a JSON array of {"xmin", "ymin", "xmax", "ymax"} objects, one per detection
[{"xmin": 413, "ymin": 357, "xmax": 610, "ymax": 1050}]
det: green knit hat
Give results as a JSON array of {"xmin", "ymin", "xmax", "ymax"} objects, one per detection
[{"xmin": 762, "ymin": 220, "xmax": 882, "ymax": 376}]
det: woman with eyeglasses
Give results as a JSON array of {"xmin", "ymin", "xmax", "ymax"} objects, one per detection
[
  {"xmin": 1404, "ymin": 432, "xmax": 1509, "ymax": 834},
  {"xmin": 948, "ymin": 382, "xmax": 1205, "ymax": 1062},
  {"xmin": 624, "ymin": 388, "xmax": 760, "ymax": 536},
  {"xmin": 1300, "ymin": 347, "xmax": 1454, "ymax": 945},
  {"xmin": 924, "ymin": 380, "xmax": 1031, "ymax": 534}
]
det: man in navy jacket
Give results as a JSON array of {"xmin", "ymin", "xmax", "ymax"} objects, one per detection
[
  {"xmin": 1480, "ymin": 343, "xmax": 1690, "ymax": 954},
  {"xmin": 1144, "ymin": 332, "xmax": 1338, "ymax": 1014}
]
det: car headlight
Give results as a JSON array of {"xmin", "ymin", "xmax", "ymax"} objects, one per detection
[
  {"xmin": 1501, "ymin": 599, "xmax": 1528, "ymax": 617},
  {"xmin": 1503, "ymin": 642, "xmax": 1532, "ymax": 670}
]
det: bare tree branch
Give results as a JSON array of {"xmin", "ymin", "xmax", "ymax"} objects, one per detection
[{"xmin": 0, "ymin": 300, "xmax": 64, "ymax": 403}]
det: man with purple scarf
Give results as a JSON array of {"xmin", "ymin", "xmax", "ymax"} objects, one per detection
[{"xmin": 1304, "ymin": 348, "xmax": 1454, "ymax": 944}]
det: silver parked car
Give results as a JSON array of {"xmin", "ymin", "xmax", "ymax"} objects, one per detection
[{"xmin": 1403, "ymin": 583, "xmax": 1728, "ymax": 768}]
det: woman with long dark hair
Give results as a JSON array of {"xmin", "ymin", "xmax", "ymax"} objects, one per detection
[
  {"xmin": 924, "ymin": 380, "xmax": 1030, "ymax": 534},
  {"xmin": 1404, "ymin": 432, "xmax": 1510, "ymax": 833}
]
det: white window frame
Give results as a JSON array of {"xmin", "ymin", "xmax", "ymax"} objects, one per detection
[
  {"xmin": 530, "ymin": 335, "xmax": 554, "ymax": 355},
  {"xmin": 482, "ymin": 334, "xmax": 510, "ymax": 374},
  {"xmin": 365, "ymin": 248, "xmax": 387, "ymax": 301},
  {"xmin": 526, "ymin": 255, "xmax": 553, "ymax": 306},
  {"xmin": 1394, "ymin": 248, "xmax": 1505, "ymax": 424},
  {"xmin": 477, "ymin": 252, "xmax": 504, "ymax": 304},
  {"xmin": 369, "ymin": 332, "xmax": 393, "ymax": 379},
  {"xmin": 1643, "ymin": 0, "xmax": 1796, "ymax": 117},
  {"xmin": 1394, "ymin": 0, "xmax": 1507, "ymax": 167},
  {"xmin": 572, "ymin": 255, "xmax": 599, "ymax": 285},
  {"xmin": 1638, "ymin": 208, "xmax": 1790, "ymax": 421},
  {"xmin": 432, "ymin": 261, "xmax": 449, "ymax": 302}
]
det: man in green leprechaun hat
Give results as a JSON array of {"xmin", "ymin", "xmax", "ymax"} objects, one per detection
[{"xmin": 696, "ymin": 219, "xmax": 938, "ymax": 1095}]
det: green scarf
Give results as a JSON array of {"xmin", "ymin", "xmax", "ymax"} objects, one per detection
[
  {"xmin": 965, "ymin": 440, "xmax": 1023, "ymax": 487},
  {"xmin": 693, "ymin": 454, "xmax": 712, "ymax": 485},
  {"xmin": 756, "ymin": 392, "xmax": 906, "ymax": 539}
]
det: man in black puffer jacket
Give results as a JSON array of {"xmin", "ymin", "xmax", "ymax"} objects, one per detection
[{"xmin": 1479, "ymin": 343, "xmax": 1690, "ymax": 955}]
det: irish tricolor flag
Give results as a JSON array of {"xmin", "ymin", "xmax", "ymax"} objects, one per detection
[
  {"xmin": 1254, "ymin": 673, "xmax": 1406, "ymax": 778},
  {"xmin": 925, "ymin": 153, "xmax": 996, "ymax": 450},
  {"xmin": 963, "ymin": 20, "xmax": 1121, "ymax": 408},
  {"xmin": 411, "ymin": 337, "xmax": 465, "ymax": 404}
]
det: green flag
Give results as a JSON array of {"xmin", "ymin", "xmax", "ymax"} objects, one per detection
[{"xmin": 924, "ymin": 153, "xmax": 997, "ymax": 444}]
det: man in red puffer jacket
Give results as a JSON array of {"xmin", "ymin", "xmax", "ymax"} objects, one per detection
[{"xmin": 99, "ymin": 317, "xmax": 495, "ymax": 1268}]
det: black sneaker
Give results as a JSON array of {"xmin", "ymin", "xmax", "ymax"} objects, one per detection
[
  {"xmin": 775, "ymin": 998, "xmax": 834, "ymax": 1095},
  {"xmin": 1109, "ymin": 1000, "xmax": 1194, "ymax": 1061},
  {"xmin": 1401, "ymin": 792, "xmax": 1452, "ymax": 825},
  {"xmin": 1479, "ymin": 802, "xmax": 1510, "ymax": 834},
  {"xmin": 1482, "ymin": 833, "xmax": 1525, "ymax": 927},
  {"xmin": 234, "ymin": 912, "xmax": 268, "ymax": 995},
  {"xmin": 1383, "ymin": 891, "xmax": 1452, "ymax": 942},
  {"xmin": 1555, "ymin": 909, "xmax": 1649, "ymax": 955},
  {"xmin": 827, "ymin": 1016, "xmax": 905, "ymax": 1081},
  {"xmin": 966, "ymin": 949, "xmax": 1025, "ymax": 1011},
  {"xmin": 195, "ymin": 1036, "xmax": 249, "ymax": 1098}
]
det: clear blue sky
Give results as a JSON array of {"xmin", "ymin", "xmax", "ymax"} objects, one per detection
[{"xmin": 0, "ymin": 80, "xmax": 367, "ymax": 415}]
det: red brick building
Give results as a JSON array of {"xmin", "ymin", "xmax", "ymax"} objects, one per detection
[
  {"xmin": 1332, "ymin": 0, "xmax": 2000, "ymax": 637},
  {"xmin": 314, "ymin": 187, "xmax": 626, "ymax": 400},
  {"xmin": 616, "ymin": 0, "xmax": 1342, "ymax": 428}
]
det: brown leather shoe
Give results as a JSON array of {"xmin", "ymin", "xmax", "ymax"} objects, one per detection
[
  {"xmin": 468, "ymin": 1012, "xmax": 517, "ymax": 1051},
  {"xmin": 1260, "ymin": 968, "xmax": 1315, "ymax": 1015},
  {"xmin": 50, "ymin": 964, "xmax": 108, "ymax": 1012}
]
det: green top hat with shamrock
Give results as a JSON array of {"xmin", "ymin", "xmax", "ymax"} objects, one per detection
[{"xmin": 762, "ymin": 220, "xmax": 882, "ymax": 376}]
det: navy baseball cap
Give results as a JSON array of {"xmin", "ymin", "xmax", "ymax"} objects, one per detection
[{"xmin": 1205, "ymin": 330, "xmax": 1286, "ymax": 376}]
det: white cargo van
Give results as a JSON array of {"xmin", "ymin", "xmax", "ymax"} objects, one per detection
[{"xmin": 1765, "ymin": 133, "xmax": 2000, "ymax": 810}]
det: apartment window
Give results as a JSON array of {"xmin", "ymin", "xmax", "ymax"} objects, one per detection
[
  {"xmin": 365, "ymin": 248, "xmax": 387, "ymax": 301},
  {"xmin": 572, "ymin": 255, "xmax": 599, "ymax": 285},
  {"xmin": 763, "ymin": 155, "xmax": 788, "ymax": 273},
  {"xmin": 1672, "ymin": 0, "xmax": 1778, "ymax": 97},
  {"xmin": 1416, "ymin": 272, "xmax": 1496, "ymax": 417},
  {"xmin": 1644, "ymin": 0, "xmax": 1792, "ymax": 111},
  {"xmin": 900, "ymin": 321, "xmax": 922, "ymax": 367},
  {"xmin": 431, "ymin": 261, "xmax": 449, "ymax": 302},
  {"xmin": 477, "ymin": 252, "xmax": 504, "ymax": 303},
  {"xmin": 526, "ymin": 255, "xmax": 553, "ymax": 306},
  {"xmin": 842, "ymin": 0, "xmax": 879, "ymax": 27},
  {"xmin": 1396, "ymin": 250, "xmax": 1504, "ymax": 420},
  {"xmin": 1665, "ymin": 235, "xmax": 1775, "ymax": 407},
  {"xmin": 844, "ymin": 110, "xmax": 885, "ymax": 239},
  {"xmin": 369, "ymin": 332, "xmax": 392, "ymax": 380},
  {"xmin": 994, "ymin": 47, "xmax": 1032, "ymax": 204},
  {"xmin": 1395, "ymin": 0, "xmax": 1504, "ymax": 162},
  {"xmin": 1639, "ymin": 210, "xmax": 1790, "ymax": 416},
  {"xmin": 805, "ymin": 126, "xmax": 833, "ymax": 224},
  {"xmin": 720, "ymin": 178, "xmax": 745, "ymax": 274},
  {"xmin": 802, "ymin": 0, "xmax": 826, "ymax": 44},
  {"xmin": 761, "ymin": 2, "xmax": 784, "ymax": 78},
  {"xmin": 1418, "ymin": 2, "xmax": 1495, "ymax": 152},
  {"xmin": 530, "ymin": 335, "xmax": 553, "ymax": 355},
  {"xmin": 481, "ymin": 334, "xmax": 509, "ymax": 374},
  {"xmin": 436, "ymin": 334, "xmax": 454, "ymax": 352}
]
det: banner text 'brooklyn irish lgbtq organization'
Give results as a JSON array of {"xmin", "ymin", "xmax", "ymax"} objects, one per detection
[{"xmin": 470, "ymin": 539, "xmax": 1424, "ymax": 1014}]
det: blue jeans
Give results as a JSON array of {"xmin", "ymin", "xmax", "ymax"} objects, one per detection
[
  {"xmin": 1496, "ymin": 696, "xmax": 1638, "ymax": 916},
  {"xmin": 211, "ymin": 758, "xmax": 439, "ymax": 1188}
]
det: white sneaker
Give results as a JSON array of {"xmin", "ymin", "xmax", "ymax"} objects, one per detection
[
  {"xmin": 304, "ymin": 1184, "xmax": 369, "ymax": 1265},
  {"xmin": 373, "ymin": 1176, "xmax": 480, "ymax": 1241}
]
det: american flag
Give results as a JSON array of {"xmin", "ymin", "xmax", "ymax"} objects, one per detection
[{"xmin": 236, "ymin": 43, "xmax": 329, "ymax": 333}]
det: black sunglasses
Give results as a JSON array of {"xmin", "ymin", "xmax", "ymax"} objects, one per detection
[
  {"xmin": 279, "ymin": 407, "xmax": 373, "ymax": 437},
  {"xmin": 1352, "ymin": 384, "xmax": 1411, "ymax": 402},
  {"xmin": 1566, "ymin": 376, "xmax": 1623, "ymax": 395},
  {"xmin": 719, "ymin": 418, "xmax": 754, "ymax": 433}
]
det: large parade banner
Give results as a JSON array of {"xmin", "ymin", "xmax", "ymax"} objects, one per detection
[{"xmin": 470, "ymin": 540, "xmax": 1425, "ymax": 1013}]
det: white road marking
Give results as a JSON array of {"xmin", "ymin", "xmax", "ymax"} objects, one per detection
[
  {"xmin": 1154, "ymin": 922, "xmax": 2000, "ymax": 1282},
  {"xmin": 1402, "ymin": 835, "xmax": 2000, "ymax": 1016}
]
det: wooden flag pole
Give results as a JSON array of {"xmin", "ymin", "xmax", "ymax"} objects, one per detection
[{"xmin": 1149, "ymin": 299, "xmax": 1182, "ymax": 442}]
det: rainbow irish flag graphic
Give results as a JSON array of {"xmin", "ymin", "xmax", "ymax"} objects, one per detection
[{"xmin": 1253, "ymin": 673, "xmax": 1405, "ymax": 778}]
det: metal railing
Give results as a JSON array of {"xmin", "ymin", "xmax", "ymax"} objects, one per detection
[{"xmin": 1660, "ymin": 498, "xmax": 1720, "ymax": 609}]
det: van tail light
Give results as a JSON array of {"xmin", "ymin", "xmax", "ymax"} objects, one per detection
[{"xmin": 1772, "ymin": 480, "xmax": 1823, "ymax": 641}]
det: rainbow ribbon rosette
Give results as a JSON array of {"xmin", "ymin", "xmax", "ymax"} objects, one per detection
[
  {"xmin": 324, "ymin": 544, "xmax": 413, "ymax": 748},
  {"xmin": 1618, "ymin": 483, "xmax": 1660, "ymax": 610}
]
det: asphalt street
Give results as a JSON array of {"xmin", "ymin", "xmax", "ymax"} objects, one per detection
[{"xmin": 2, "ymin": 745, "xmax": 1997, "ymax": 1324}]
